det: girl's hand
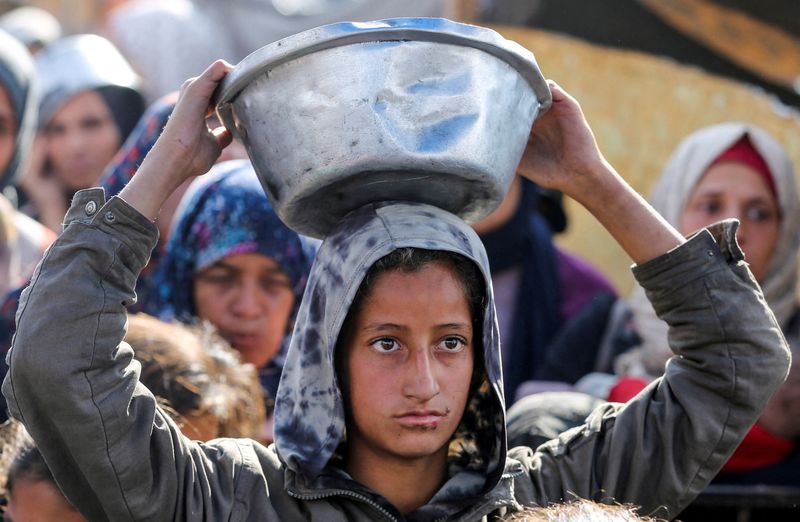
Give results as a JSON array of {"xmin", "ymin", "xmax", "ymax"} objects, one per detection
[
  {"xmin": 120, "ymin": 60, "xmax": 234, "ymax": 221},
  {"xmin": 516, "ymin": 81, "xmax": 607, "ymax": 201},
  {"xmin": 152, "ymin": 60, "xmax": 234, "ymax": 182},
  {"xmin": 517, "ymin": 81, "xmax": 684, "ymax": 264}
]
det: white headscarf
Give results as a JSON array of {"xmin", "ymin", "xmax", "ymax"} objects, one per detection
[{"xmin": 620, "ymin": 122, "xmax": 800, "ymax": 377}]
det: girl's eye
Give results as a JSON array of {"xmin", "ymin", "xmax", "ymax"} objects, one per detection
[
  {"xmin": 370, "ymin": 338, "xmax": 400, "ymax": 353},
  {"xmin": 439, "ymin": 337, "xmax": 466, "ymax": 352}
]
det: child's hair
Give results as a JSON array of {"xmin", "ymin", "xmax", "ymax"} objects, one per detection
[
  {"xmin": 125, "ymin": 314, "xmax": 266, "ymax": 439},
  {"xmin": 503, "ymin": 499, "xmax": 665, "ymax": 521}
]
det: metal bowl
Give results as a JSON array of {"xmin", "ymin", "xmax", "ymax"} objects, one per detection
[{"xmin": 216, "ymin": 18, "xmax": 551, "ymax": 238}]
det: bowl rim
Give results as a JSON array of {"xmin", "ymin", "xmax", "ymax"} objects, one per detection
[{"xmin": 214, "ymin": 17, "xmax": 552, "ymax": 135}]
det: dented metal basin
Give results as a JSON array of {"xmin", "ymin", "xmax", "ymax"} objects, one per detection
[{"xmin": 216, "ymin": 17, "xmax": 551, "ymax": 238}]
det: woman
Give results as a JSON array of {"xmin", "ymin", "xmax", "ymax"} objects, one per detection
[
  {"xmin": 150, "ymin": 161, "xmax": 316, "ymax": 408},
  {"xmin": 19, "ymin": 34, "xmax": 144, "ymax": 231},
  {"xmin": 1, "ymin": 61, "xmax": 788, "ymax": 521}
]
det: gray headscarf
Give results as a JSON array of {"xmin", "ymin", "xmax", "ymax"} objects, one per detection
[
  {"xmin": 0, "ymin": 29, "xmax": 36, "ymax": 190},
  {"xmin": 622, "ymin": 122, "xmax": 799, "ymax": 377}
]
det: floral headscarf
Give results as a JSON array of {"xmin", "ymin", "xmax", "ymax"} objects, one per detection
[{"xmin": 153, "ymin": 160, "xmax": 316, "ymax": 327}]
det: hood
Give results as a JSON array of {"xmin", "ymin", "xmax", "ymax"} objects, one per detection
[
  {"xmin": 0, "ymin": 29, "xmax": 36, "ymax": 190},
  {"xmin": 274, "ymin": 201, "xmax": 507, "ymax": 503}
]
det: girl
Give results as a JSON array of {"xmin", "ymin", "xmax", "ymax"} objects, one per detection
[{"xmin": 2, "ymin": 60, "xmax": 789, "ymax": 521}]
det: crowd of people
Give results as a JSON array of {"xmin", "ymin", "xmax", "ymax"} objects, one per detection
[{"xmin": 0, "ymin": 2, "xmax": 796, "ymax": 521}]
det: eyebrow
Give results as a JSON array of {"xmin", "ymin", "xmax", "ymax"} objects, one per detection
[
  {"xmin": 361, "ymin": 322, "xmax": 471, "ymax": 332},
  {"xmin": 201, "ymin": 260, "xmax": 286, "ymax": 275}
]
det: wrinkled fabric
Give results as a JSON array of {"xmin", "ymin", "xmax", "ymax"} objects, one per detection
[{"xmin": 625, "ymin": 122, "xmax": 800, "ymax": 377}]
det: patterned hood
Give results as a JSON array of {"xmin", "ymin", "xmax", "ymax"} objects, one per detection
[{"xmin": 274, "ymin": 201, "xmax": 507, "ymax": 503}]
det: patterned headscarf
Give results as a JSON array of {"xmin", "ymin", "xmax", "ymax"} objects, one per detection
[
  {"xmin": 622, "ymin": 122, "xmax": 799, "ymax": 377},
  {"xmin": 153, "ymin": 160, "xmax": 316, "ymax": 327}
]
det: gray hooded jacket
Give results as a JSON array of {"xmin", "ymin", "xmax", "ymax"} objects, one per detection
[{"xmin": 3, "ymin": 190, "xmax": 790, "ymax": 521}]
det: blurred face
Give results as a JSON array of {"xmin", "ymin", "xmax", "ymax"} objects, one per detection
[
  {"xmin": 344, "ymin": 262, "xmax": 474, "ymax": 467},
  {"xmin": 679, "ymin": 161, "xmax": 780, "ymax": 281},
  {"xmin": 193, "ymin": 253, "xmax": 295, "ymax": 368},
  {"xmin": 0, "ymin": 86, "xmax": 16, "ymax": 175},
  {"xmin": 6, "ymin": 478, "xmax": 86, "ymax": 522},
  {"xmin": 44, "ymin": 90, "xmax": 120, "ymax": 190}
]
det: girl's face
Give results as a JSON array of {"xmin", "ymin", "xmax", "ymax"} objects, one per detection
[
  {"xmin": 0, "ymin": 86, "xmax": 15, "ymax": 176},
  {"xmin": 679, "ymin": 161, "xmax": 780, "ymax": 282},
  {"xmin": 193, "ymin": 252, "xmax": 295, "ymax": 368},
  {"xmin": 344, "ymin": 262, "xmax": 474, "ymax": 466},
  {"xmin": 44, "ymin": 90, "xmax": 121, "ymax": 191},
  {"xmin": 5, "ymin": 478, "xmax": 86, "ymax": 522}
]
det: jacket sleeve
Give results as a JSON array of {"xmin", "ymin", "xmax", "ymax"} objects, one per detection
[
  {"xmin": 2, "ymin": 190, "xmax": 268, "ymax": 521},
  {"xmin": 520, "ymin": 220, "xmax": 791, "ymax": 519}
]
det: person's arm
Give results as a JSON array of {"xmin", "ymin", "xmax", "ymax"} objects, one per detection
[
  {"xmin": 514, "ymin": 82, "xmax": 791, "ymax": 517},
  {"xmin": 0, "ymin": 61, "xmax": 274, "ymax": 521}
]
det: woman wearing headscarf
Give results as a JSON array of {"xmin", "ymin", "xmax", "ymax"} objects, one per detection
[
  {"xmin": 18, "ymin": 34, "xmax": 145, "ymax": 231},
  {"xmin": 519, "ymin": 123, "xmax": 800, "ymax": 487},
  {"xmin": 1, "ymin": 61, "xmax": 788, "ymax": 521},
  {"xmin": 150, "ymin": 160, "xmax": 317, "ymax": 425}
]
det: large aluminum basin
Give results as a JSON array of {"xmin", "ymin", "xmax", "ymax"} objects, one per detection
[{"xmin": 216, "ymin": 18, "xmax": 551, "ymax": 238}]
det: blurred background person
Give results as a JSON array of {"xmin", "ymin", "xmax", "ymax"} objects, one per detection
[
  {"xmin": 471, "ymin": 175, "xmax": 616, "ymax": 402},
  {"xmin": 18, "ymin": 33, "xmax": 144, "ymax": 231},
  {"xmin": 0, "ymin": 28, "xmax": 54, "ymax": 300},
  {"xmin": 0, "ymin": 420, "xmax": 84, "ymax": 522},
  {"xmin": 150, "ymin": 162, "xmax": 316, "ymax": 433},
  {"xmin": 0, "ymin": 5, "xmax": 62, "ymax": 55}
]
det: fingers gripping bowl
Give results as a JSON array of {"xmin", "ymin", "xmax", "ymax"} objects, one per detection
[{"xmin": 215, "ymin": 18, "xmax": 551, "ymax": 238}]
